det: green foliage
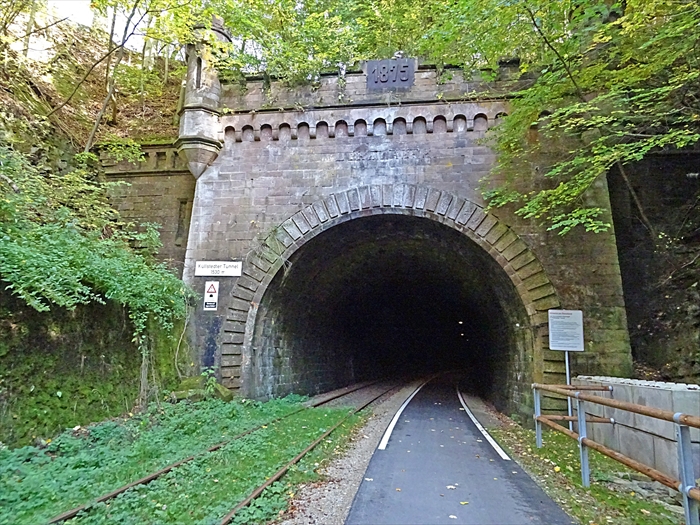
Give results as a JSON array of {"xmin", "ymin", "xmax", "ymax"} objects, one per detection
[
  {"xmin": 201, "ymin": 366, "xmax": 218, "ymax": 398},
  {"xmin": 113, "ymin": 63, "xmax": 165, "ymax": 100},
  {"xmin": 0, "ymin": 342, "xmax": 140, "ymax": 448},
  {"xmin": 0, "ymin": 395, "xmax": 312, "ymax": 524},
  {"xmin": 0, "ymin": 394, "xmax": 366, "ymax": 525},
  {"xmin": 0, "ymin": 143, "xmax": 194, "ymax": 344},
  {"xmin": 3, "ymin": 0, "xmax": 693, "ymax": 234},
  {"xmin": 470, "ymin": 0, "xmax": 700, "ymax": 233},
  {"xmin": 231, "ymin": 481, "xmax": 289, "ymax": 525},
  {"xmin": 0, "ymin": 291, "xmax": 191, "ymax": 447},
  {"xmin": 196, "ymin": 0, "xmax": 700, "ymax": 235},
  {"xmin": 169, "ymin": 0, "xmax": 700, "ymax": 234},
  {"xmin": 200, "ymin": 0, "xmax": 359, "ymax": 84},
  {"xmin": 96, "ymin": 138, "xmax": 145, "ymax": 164},
  {"xmin": 0, "ymin": 136, "xmax": 194, "ymax": 413},
  {"xmin": 61, "ymin": 406, "xmax": 356, "ymax": 525}
]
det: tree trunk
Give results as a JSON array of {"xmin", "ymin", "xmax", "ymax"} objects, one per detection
[
  {"xmin": 84, "ymin": 0, "xmax": 145, "ymax": 152},
  {"xmin": 104, "ymin": 6, "xmax": 117, "ymax": 90},
  {"xmin": 138, "ymin": 337, "xmax": 150, "ymax": 408},
  {"xmin": 22, "ymin": 0, "xmax": 37, "ymax": 57},
  {"xmin": 139, "ymin": 15, "xmax": 153, "ymax": 112}
]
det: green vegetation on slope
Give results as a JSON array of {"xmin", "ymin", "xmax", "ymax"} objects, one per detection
[
  {"xmin": 0, "ymin": 2, "xmax": 195, "ymax": 421},
  {"xmin": 0, "ymin": 291, "xmax": 194, "ymax": 447},
  {"xmin": 1, "ymin": 0, "xmax": 699, "ymax": 450}
]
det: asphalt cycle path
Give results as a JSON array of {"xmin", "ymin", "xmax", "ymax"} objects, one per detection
[{"xmin": 345, "ymin": 377, "xmax": 575, "ymax": 525}]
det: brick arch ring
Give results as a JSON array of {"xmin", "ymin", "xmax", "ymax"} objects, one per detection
[{"xmin": 219, "ymin": 184, "xmax": 561, "ymax": 391}]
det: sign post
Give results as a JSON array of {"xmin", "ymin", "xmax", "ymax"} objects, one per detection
[{"xmin": 548, "ymin": 309, "xmax": 585, "ymax": 430}]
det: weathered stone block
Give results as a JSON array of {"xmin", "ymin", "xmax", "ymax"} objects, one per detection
[
  {"xmin": 222, "ymin": 332, "xmax": 244, "ymax": 344},
  {"xmin": 221, "ymin": 354, "xmax": 242, "ymax": 367},
  {"xmin": 451, "ymin": 201, "xmax": 474, "ymax": 226},
  {"xmin": 425, "ymin": 188, "xmax": 441, "ymax": 211},
  {"xmin": 466, "ymin": 208, "xmax": 486, "ymax": 230},
  {"xmin": 502, "ymin": 239, "xmax": 528, "ymax": 261},
  {"xmin": 652, "ymin": 436, "xmax": 679, "ymax": 479}
]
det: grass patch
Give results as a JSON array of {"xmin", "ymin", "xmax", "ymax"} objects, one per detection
[
  {"xmin": 232, "ymin": 411, "xmax": 368, "ymax": 525},
  {"xmin": 491, "ymin": 419, "xmax": 683, "ymax": 525},
  {"xmin": 63, "ymin": 406, "xmax": 364, "ymax": 524},
  {"xmin": 0, "ymin": 396, "xmax": 307, "ymax": 525}
]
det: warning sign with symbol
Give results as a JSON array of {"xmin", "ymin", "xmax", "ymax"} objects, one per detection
[{"xmin": 203, "ymin": 281, "xmax": 219, "ymax": 311}]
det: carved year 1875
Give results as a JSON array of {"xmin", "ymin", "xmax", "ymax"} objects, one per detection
[{"xmin": 366, "ymin": 59, "xmax": 415, "ymax": 91}]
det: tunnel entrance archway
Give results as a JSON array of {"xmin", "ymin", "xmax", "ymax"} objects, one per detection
[{"xmin": 228, "ymin": 186, "xmax": 561, "ymax": 415}]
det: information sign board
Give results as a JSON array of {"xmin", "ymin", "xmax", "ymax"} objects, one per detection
[
  {"xmin": 195, "ymin": 261, "xmax": 242, "ymax": 277},
  {"xmin": 548, "ymin": 309, "xmax": 584, "ymax": 351}
]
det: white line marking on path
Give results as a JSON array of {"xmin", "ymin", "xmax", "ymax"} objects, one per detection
[
  {"xmin": 457, "ymin": 389, "xmax": 511, "ymax": 461},
  {"xmin": 378, "ymin": 377, "xmax": 434, "ymax": 450}
]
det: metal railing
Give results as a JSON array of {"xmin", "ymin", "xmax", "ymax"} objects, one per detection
[{"xmin": 533, "ymin": 383, "xmax": 700, "ymax": 525}]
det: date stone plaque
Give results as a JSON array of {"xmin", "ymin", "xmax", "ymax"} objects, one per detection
[{"xmin": 366, "ymin": 59, "xmax": 415, "ymax": 91}]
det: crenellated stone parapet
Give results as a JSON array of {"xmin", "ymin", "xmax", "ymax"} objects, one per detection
[
  {"xmin": 100, "ymin": 143, "xmax": 188, "ymax": 176},
  {"xmin": 218, "ymin": 101, "xmax": 507, "ymax": 143},
  {"xmin": 100, "ymin": 143, "xmax": 195, "ymax": 275}
]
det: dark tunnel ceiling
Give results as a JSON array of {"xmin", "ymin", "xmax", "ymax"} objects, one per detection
[{"xmin": 255, "ymin": 213, "xmax": 529, "ymax": 397}]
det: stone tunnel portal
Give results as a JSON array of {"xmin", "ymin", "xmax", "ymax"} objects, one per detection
[{"xmin": 251, "ymin": 213, "xmax": 534, "ymax": 413}]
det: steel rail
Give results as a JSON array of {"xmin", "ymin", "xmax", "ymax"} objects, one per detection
[
  {"xmin": 533, "ymin": 383, "xmax": 700, "ymax": 429},
  {"xmin": 220, "ymin": 381, "xmax": 400, "ymax": 524},
  {"xmin": 555, "ymin": 385, "xmax": 613, "ymax": 391},
  {"xmin": 46, "ymin": 379, "xmax": 386, "ymax": 524},
  {"xmin": 543, "ymin": 415, "xmax": 613, "ymax": 424},
  {"xmin": 537, "ymin": 415, "xmax": 700, "ymax": 503}
]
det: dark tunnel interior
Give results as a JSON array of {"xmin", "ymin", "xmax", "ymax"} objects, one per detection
[{"xmin": 251, "ymin": 214, "xmax": 533, "ymax": 411}]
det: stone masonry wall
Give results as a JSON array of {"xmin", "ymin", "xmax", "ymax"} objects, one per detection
[
  {"xmin": 103, "ymin": 144, "xmax": 195, "ymax": 277},
  {"xmin": 96, "ymin": 55, "xmax": 634, "ymax": 413},
  {"xmin": 179, "ymin": 66, "xmax": 633, "ymax": 408}
]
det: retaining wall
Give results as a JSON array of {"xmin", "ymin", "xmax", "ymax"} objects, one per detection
[{"xmin": 574, "ymin": 376, "xmax": 700, "ymax": 479}]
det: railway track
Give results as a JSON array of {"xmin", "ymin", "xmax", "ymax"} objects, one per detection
[{"xmin": 46, "ymin": 379, "xmax": 401, "ymax": 524}]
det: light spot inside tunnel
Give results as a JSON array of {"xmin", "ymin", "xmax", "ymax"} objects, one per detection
[{"xmin": 251, "ymin": 214, "xmax": 533, "ymax": 412}]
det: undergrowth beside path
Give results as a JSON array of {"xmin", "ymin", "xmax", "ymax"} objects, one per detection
[
  {"xmin": 0, "ymin": 395, "xmax": 365, "ymax": 525},
  {"xmin": 491, "ymin": 419, "xmax": 683, "ymax": 525}
]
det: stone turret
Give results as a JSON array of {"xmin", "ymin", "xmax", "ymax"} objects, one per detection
[{"xmin": 175, "ymin": 18, "xmax": 231, "ymax": 179}]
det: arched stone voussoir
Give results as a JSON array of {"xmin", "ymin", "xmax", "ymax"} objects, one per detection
[
  {"xmin": 231, "ymin": 184, "xmax": 562, "ymax": 323},
  {"xmin": 225, "ymin": 184, "xmax": 561, "ymax": 392}
]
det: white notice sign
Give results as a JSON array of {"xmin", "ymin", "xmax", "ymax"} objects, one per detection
[
  {"xmin": 195, "ymin": 261, "xmax": 242, "ymax": 277},
  {"xmin": 548, "ymin": 310, "xmax": 584, "ymax": 351},
  {"xmin": 203, "ymin": 281, "xmax": 219, "ymax": 311}
]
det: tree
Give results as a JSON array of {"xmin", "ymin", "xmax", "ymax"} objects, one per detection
[
  {"xmin": 374, "ymin": 0, "xmax": 700, "ymax": 235},
  {"xmin": 0, "ymin": 0, "xmax": 200, "ymax": 406},
  {"xmin": 202, "ymin": 0, "xmax": 698, "ymax": 236}
]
